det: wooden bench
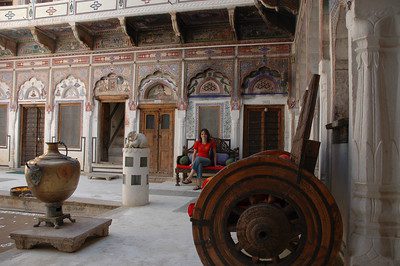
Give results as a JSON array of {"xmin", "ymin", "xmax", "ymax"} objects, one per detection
[{"xmin": 175, "ymin": 138, "xmax": 239, "ymax": 186}]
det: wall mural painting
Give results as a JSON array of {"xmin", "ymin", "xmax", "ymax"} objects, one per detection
[
  {"xmin": 138, "ymin": 70, "xmax": 178, "ymax": 103},
  {"xmin": 187, "ymin": 68, "xmax": 232, "ymax": 97},
  {"xmin": 55, "ymin": 75, "xmax": 86, "ymax": 101},
  {"xmin": 241, "ymin": 66, "xmax": 288, "ymax": 95},
  {"xmin": 18, "ymin": 77, "xmax": 47, "ymax": 102},
  {"xmin": 185, "ymin": 101, "xmax": 231, "ymax": 140},
  {"xmin": 185, "ymin": 60, "xmax": 234, "ymax": 90},
  {"xmin": 94, "ymin": 73, "xmax": 130, "ymax": 100},
  {"xmin": 0, "ymin": 82, "xmax": 11, "ymax": 100}
]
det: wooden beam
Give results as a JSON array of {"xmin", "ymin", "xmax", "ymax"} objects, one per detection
[
  {"xmin": 0, "ymin": 33, "xmax": 17, "ymax": 56},
  {"xmin": 228, "ymin": 8, "xmax": 237, "ymax": 41},
  {"xmin": 69, "ymin": 22, "xmax": 94, "ymax": 50},
  {"xmin": 118, "ymin": 17, "xmax": 135, "ymax": 46},
  {"xmin": 30, "ymin": 27, "xmax": 57, "ymax": 53}
]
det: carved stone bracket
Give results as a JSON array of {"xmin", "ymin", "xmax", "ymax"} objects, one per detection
[
  {"xmin": 118, "ymin": 17, "xmax": 135, "ymax": 47},
  {"xmin": 0, "ymin": 33, "xmax": 17, "ymax": 56},
  {"xmin": 228, "ymin": 8, "xmax": 237, "ymax": 41},
  {"xmin": 69, "ymin": 22, "xmax": 94, "ymax": 50},
  {"xmin": 30, "ymin": 27, "xmax": 56, "ymax": 53},
  {"xmin": 170, "ymin": 12, "xmax": 183, "ymax": 43}
]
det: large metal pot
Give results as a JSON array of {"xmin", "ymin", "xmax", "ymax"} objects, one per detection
[
  {"xmin": 25, "ymin": 141, "xmax": 80, "ymax": 228},
  {"xmin": 25, "ymin": 142, "xmax": 80, "ymax": 203}
]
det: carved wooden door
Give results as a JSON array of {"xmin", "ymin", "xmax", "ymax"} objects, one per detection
[
  {"xmin": 21, "ymin": 106, "xmax": 45, "ymax": 165},
  {"xmin": 243, "ymin": 105, "xmax": 284, "ymax": 157},
  {"xmin": 140, "ymin": 107, "xmax": 174, "ymax": 175}
]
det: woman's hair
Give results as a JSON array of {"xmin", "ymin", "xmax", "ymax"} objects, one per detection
[{"xmin": 198, "ymin": 128, "xmax": 211, "ymax": 143}]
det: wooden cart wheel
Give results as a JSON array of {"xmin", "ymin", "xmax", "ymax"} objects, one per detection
[{"xmin": 191, "ymin": 154, "xmax": 342, "ymax": 265}]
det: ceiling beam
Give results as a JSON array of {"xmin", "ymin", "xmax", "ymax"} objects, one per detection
[
  {"xmin": 30, "ymin": 26, "xmax": 57, "ymax": 53},
  {"xmin": 118, "ymin": 17, "xmax": 135, "ymax": 47},
  {"xmin": 228, "ymin": 8, "xmax": 237, "ymax": 41},
  {"xmin": 0, "ymin": 33, "xmax": 17, "ymax": 56},
  {"xmin": 69, "ymin": 22, "xmax": 94, "ymax": 50}
]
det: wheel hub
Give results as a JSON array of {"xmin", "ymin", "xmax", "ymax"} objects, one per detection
[{"xmin": 236, "ymin": 203, "xmax": 292, "ymax": 258}]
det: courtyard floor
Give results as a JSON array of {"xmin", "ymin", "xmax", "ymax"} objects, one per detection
[{"xmin": 0, "ymin": 169, "xmax": 202, "ymax": 266}]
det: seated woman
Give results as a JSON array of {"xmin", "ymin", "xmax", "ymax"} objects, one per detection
[{"xmin": 182, "ymin": 128, "xmax": 217, "ymax": 190}]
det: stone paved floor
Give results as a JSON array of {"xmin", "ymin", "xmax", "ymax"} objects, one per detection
[{"xmin": 0, "ymin": 168, "xmax": 202, "ymax": 266}]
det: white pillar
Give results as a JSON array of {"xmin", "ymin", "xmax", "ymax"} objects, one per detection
[
  {"xmin": 230, "ymin": 110, "xmax": 240, "ymax": 148},
  {"xmin": 347, "ymin": 1, "xmax": 400, "ymax": 264},
  {"xmin": 122, "ymin": 147, "xmax": 150, "ymax": 206},
  {"xmin": 83, "ymin": 108, "xmax": 93, "ymax": 172},
  {"xmin": 174, "ymin": 109, "xmax": 186, "ymax": 169},
  {"xmin": 8, "ymin": 110, "xmax": 17, "ymax": 168}
]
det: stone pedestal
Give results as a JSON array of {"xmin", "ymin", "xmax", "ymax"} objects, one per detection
[
  {"xmin": 122, "ymin": 147, "xmax": 149, "ymax": 206},
  {"xmin": 9, "ymin": 217, "xmax": 112, "ymax": 252}
]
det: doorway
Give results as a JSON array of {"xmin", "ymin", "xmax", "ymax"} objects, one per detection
[
  {"xmin": 243, "ymin": 105, "xmax": 284, "ymax": 157},
  {"xmin": 99, "ymin": 102, "xmax": 125, "ymax": 164},
  {"xmin": 140, "ymin": 106, "xmax": 174, "ymax": 175},
  {"xmin": 20, "ymin": 106, "xmax": 45, "ymax": 165}
]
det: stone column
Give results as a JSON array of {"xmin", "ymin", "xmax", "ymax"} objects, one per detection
[{"xmin": 347, "ymin": 1, "xmax": 400, "ymax": 264}]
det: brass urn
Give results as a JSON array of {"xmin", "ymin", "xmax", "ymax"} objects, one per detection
[{"xmin": 25, "ymin": 141, "xmax": 80, "ymax": 228}]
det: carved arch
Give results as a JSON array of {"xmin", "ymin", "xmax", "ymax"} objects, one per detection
[
  {"xmin": 0, "ymin": 81, "xmax": 11, "ymax": 100},
  {"xmin": 241, "ymin": 66, "xmax": 287, "ymax": 95},
  {"xmin": 94, "ymin": 73, "xmax": 130, "ymax": 101},
  {"xmin": 187, "ymin": 68, "xmax": 231, "ymax": 96},
  {"xmin": 138, "ymin": 71, "xmax": 177, "ymax": 101},
  {"xmin": 18, "ymin": 77, "xmax": 46, "ymax": 101},
  {"xmin": 55, "ymin": 75, "xmax": 86, "ymax": 101}
]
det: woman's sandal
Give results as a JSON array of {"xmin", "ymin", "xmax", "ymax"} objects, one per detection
[
  {"xmin": 193, "ymin": 186, "xmax": 201, "ymax": 191},
  {"xmin": 182, "ymin": 179, "xmax": 192, "ymax": 184}
]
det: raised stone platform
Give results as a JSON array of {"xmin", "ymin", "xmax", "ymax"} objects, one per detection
[{"xmin": 9, "ymin": 217, "xmax": 112, "ymax": 252}]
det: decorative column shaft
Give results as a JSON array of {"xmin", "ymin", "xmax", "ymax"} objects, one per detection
[{"xmin": 348, "ymin": 11, "xmax": 400, "ymax": 263}]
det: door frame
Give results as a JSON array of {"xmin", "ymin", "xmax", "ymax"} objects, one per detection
[
  {"xmin": 98, "ymin": 100, "xmax": 126, "ymax": 163},
  {"xmin": 243, "ymin": 104, "xmax": 285, "ymax": 157},
  {"xmin": 19, "ymin": 104, "xmax": 46, "ymax": 166},
  {"xmin": 139, "ymin": 104, "xmax": 175, "ymax": 175}
]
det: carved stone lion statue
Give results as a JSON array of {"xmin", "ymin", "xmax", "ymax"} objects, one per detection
[{"xmin": 125, "ymin": 131, "xmax": 149, "ymax": 148}]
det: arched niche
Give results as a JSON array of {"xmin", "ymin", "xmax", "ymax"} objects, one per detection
[
  {"xmin": 0, "ymin": 82, "xmax": 11, "ymax": 101},
  {"xmin": 139, "ymin": 71, "xmax": 177, "ymax": 102},
  {"xmin": 55, "ymin": 75, "xmax": 86, "ymax": 101},
  {"xmin": 241, "ymin": 66, "xmax": 287, "ymax": 95},
  {"xmin": 94, "ymin": 73, "xmax": 130, "ymax": 101},
  {"xmin": 18, "ymin": 77, "xmax": 46, "ymax": 102},
  {"xmin": 187, "ymin": 68, "xmax": 231, "ymax": 97}
]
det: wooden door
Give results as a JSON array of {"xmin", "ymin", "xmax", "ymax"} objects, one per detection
[
  {"xmin": 21, "ymin": 106, "xmax": 45, "ymax": 165},
  {"xmin": 140, "ymin": 107, "xmax": 174, "ymax": 175},
  {"xmin": 243, "ymin": 105, "xmax": 284, "ymax": 157}
]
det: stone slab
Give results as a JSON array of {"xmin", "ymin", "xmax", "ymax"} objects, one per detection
[
  {"xmin": 87, "ymin": 173, "xmax": 120, "ymax": 181},
  {"xmin": 9, "ymin": 217, "xmax": 112, "ymax": 252}
]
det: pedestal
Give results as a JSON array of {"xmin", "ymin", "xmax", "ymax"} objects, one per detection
[{"xmin": 122, "ymin": 147, "xmax": 149, "ymax": 206}]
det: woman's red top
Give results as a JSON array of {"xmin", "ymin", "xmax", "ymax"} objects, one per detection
[{"xmin": 194, "ymin": 140, "xmax": 216, "ymax": 158}]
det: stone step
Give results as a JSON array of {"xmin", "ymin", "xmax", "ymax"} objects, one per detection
[{"xmin": 87, "ymin": 173, "xmax": 121, "ymax": 181}]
